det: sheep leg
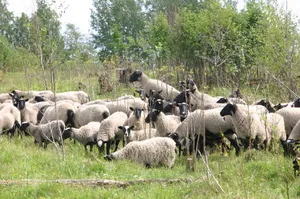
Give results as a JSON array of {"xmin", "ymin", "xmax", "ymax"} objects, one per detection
[
  {"xmin": 106, "ymin": 141, "xmax": 111, "ymax": 155},
  {"xmin": 114, "ymin": 140, "xmax": 120, "ymax": 152}
]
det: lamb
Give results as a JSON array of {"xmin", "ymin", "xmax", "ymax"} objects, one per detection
[
  {"xmin": 129, "ymin": 70, "xmax": 180, "ymax": 101},
  {"xmin": 20, "ymin": 120, "xmax": 65, "ymax": 148},
  {"xmin": 54, "ymin": 91, "xmax": 90, "ymax": 104},
  {"xmin": 39, "ymin": 101, "xmax": 76, "ymax": 127},
  {"xmin": 145, "ymin": 108, "xmax": 181, "ymax": 137},
  {"xmin": 118, "ymin": 125, "xmax": 157, "ymax": 143},
  {"xmin": 97, "ymin": 111, "xmax": 128, "ymax": 155},
  {"xmin": 276, "ymin": 107, "xmax": 300, "ymax": 137},
  {"xmin": 72, "ymin": 104, "xmax": 110, "ymax": 128},
  {"xmin": 127, "ymin": 107, "xmax": 149, "ymax": 130},
  {"xmin": 220, "ymin": 104, "xmax": 269, "ymax": 149},
  {"xmin": 105, "ymin": 98, "xmax": 147, "ymax": 117},
  {"xmin": 63, "ymin": 121, "xmax": 101, "ymax": 152},
  {"xmin": 104, "ymin": 137, "xmax": 176, "ymax": 168}
]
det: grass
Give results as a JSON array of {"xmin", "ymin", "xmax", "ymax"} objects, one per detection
[{"xmin": 0, "ymin": 66, "xmax": 299, "ymax": 198}]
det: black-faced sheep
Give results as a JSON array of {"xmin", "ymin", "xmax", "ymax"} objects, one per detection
[
  {"xmin": 104, "ymin": 137, "xmax": 176, "ymax": 168},
  {"xmin": 54, "ymin": 91, "xmax": 90, "ymax": 104},
  {"xmin": 105, "ymin": 98, "xmax": 147, "ymax": 117},
  {"xmin": 20, "ymin": 120, "xmax": 65, "ymax": 148},
  {"xmin": 39, "ymin": 101, "xmax": 76, "ymax": 127},
  {"xmin": 63, "ymin": 121, "xmax": 101, "ymax": 152},
  {"xmin": 97, "ymin": 111, "xmax": 128, "ymax": 155},
  {"xmin": 145, "ymin": 109, "xmax": 181, "ymax": 137},
  {"xmin": 220, "ymin": 104, "xmax": 268, "ymax": 149},
  {"xmin": 128, "ymin": 107, "xmax": 149, "ymax": 130},
  {"xmin": 129, "ymin": 70, "xmax": 180, "ymax": 101},
  {"xmin": 73, "ymin": 104, "xmax": 110, "ymax": 128},
  {"xmin": 0, "ymin": 103, "xmax": 21, "ymax": 136},
  {"xmin": 276, "ymin": 107, "xmax": 300, "ymax": 137},
  {"xmin": 118, "ymin": 125, "xmax": 157, "ymax": 143}
]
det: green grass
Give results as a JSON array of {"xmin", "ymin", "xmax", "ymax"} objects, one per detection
[
  {"xmin": 0, "ymin": 136, "xmax": 299, "ymax": 198},
  {"xmin": 0, "ymin": 67, "xmax": 299, "ymax": 198}
]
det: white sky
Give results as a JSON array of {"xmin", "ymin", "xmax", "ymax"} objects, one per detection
[{"xmin": 6, "ymin": 0, "xmax": 300, "ymax": 37}]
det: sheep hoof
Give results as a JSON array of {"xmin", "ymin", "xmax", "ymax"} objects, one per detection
[{"xmin": 104, "ymin": 154, "xmax": 113, "ymax": 161}]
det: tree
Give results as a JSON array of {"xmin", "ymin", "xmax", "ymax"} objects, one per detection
[
  {"xmin": 13, "ymin": 13, "xmax": 31, "ymax": 49},
  {"xmin": 0, "ymin": 0, "xmax": 14, "ymax": 43},
  {"xmin": 91, "ymin": 0, "xmax": 145, "ymax": 61}
]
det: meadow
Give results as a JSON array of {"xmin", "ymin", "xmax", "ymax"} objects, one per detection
[{"xmin": 0, "ymin": 66, "xmax": 299, "ymax": 199}]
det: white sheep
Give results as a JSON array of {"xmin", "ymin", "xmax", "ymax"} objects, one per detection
[
  {"xmin": 97, "ymin": 111, "xmax": 128, "ymax": 155},
  {"xmin": 105, "ymin": 98, "xmax": 147, "ymax": 117},
  {"xmin": 127, "ymin": 107, "xmax": 149, "ymax": 130},
  {"xmin": 118, "ymin": 125, "xmax": 157, "ymax": 143},
  {"xmin": 220, "ymin": 104, "xmax": 268, "ymax": 149},
  {"xmin": 0, "ymin": 103, "xmax": 21, "ymax": 136},
  {"xmin": 104, "ymin": 137, "xmax": 176, "ymax": 168},
  {"xmin": 39, "ymin": 101, "xmax": 76, "ymax": 127},
  {"xmin": 54, "ymin": 91, "xmax": 90, "ymax": 104},
  {"xmin": 276, "ymin": 107, "xmax": 300, "ymax": 137},
  {"xmin": 11, "ymin": 90, "xmax": 54, "ymax": 101},
  {"xmin": 0, "ymin": 93, "xmax": 12, "ymax": 103},
  {"xmin": 265, "ymin": 113, "xmax": 286, "ymax": 143},
  {"xmin": 145, "ymin": 109, "xmax": 181, "ymax": 137},
  {"xmin": 73, "ymin": 104, "xmax": 110, "ymax": 128},
  {"xmin": 129, "ymin": 70, "xmax": 180, "ymax": 101},
  {"xmin": 63, "ymin": 121, "xmax": 101, "ymax": 152},
  {"xmin": 172, "ymin": 107, "xmax": 240, "ymax": 155},
  {"xmin": 20, "ymin": 120, "xmax": 65, "ymax": 148}
]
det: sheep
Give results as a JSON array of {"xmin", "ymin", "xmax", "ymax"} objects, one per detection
[
  {"xmin": 39, "ymin": 101, "xmax": 76, "ymax": 127},
  {"xmin": 20, "ymin": 120, "xmax": 65, "ymax": 148},
  {"xmin": 174, "ymin": 79, "xmax": 225, "ymax": 111},
  {"xmin": 127, "ymin": 107, "xmax": 149, "ymax": 130},
  {"xmin": 171, "ymin": 107, "xmax": 241, "ymax": 155},
  {"xmin": 73, "ymin": 104, "xmax": 110, "ymax": 128},
  {"xmin": 220, "ymin": 104, "xmax": 269, "ymax": 149},
  {"xmin": 85, "ymin": 99, "xmax": 108, "ymax": 105},
  {"xmin": 104, "ymin": 137, "xmax": 176, "ymax": 168},
  {"xmin": 11, "ymin": 97, "xmax": 51, "ymax": 124},
  {"xmin": 253, "ymin": 99, "xmax": 275, "ymax": 112},
  {"xmin": 145, "ymin": 108, "xmax": 181, "ymax": 137},
  {"xmin": 54, "ymin": 91, "xmax": 90, "ymax": 104},
  {"xmin": 276, "ymin": 107, "xmax": 300, "ymax": 137},
  {"xmin": 11, "ymin": 90, "xmax": 54, "ymax": 101},
  {"xmin": 129, "ymin": 70, "xmax": 180, "ymax": 101},
  {"xmin": 265, "ymin": 113, "xmax": 286, "ymax": 142},
  {"xmin": 118, "ymin": 125, "xmax": 157, "ymax": 143},
  {"xmin": 0, "ymin": 93, "xmax": 13, "ymax": 103},
  {"xmin": 63, "ymin": 121, "xmax": 101, "ymax": 152},
  {"xmin": 105, "ymin": 98, "xmax": 147, "ymax": 117},
  {"xmin": 0, "ymin": 103, "xmax": 21, "ymax": 136},
  {"xmin": 97, "ymin": 111, "xmax": 128, "ymax": 155}
]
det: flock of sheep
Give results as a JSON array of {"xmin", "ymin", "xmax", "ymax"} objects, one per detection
[{"xmin": 1, "ymin": 70, "xmax": 300, "ymax": 168}]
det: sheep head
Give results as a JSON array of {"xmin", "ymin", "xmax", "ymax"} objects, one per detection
[
  {"xmin": 220, "ymin": 104, "xmax": 237, "ymax": 116},
  {"xmin": 129, "ymin": 70, "xmax": 142, "ymax": 82}
]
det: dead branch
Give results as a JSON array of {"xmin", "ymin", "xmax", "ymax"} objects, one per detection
[{"xmin": 0, "ymin": 177, "xmax": 199, "ymax": 188}]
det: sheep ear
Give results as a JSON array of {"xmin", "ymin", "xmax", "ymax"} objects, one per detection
[
  {"xmin": 118, "ymin": 126, "xmax": 124, "ymax": 130},
  {"xmin": 129, "ymin": 125, "xmax": 135, "ymax": 130},
  {"xmin": 129, "ymin": 107, "xmax": 134, "ymax": 111}
]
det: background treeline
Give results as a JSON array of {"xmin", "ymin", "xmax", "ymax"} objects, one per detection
[{"xmin": 1, "ymin": 0, "xmax": 300, "ymax": 100}]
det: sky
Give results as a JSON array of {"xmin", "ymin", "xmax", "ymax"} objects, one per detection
[{"xmin": 6, "ymin": 0, "xmax": 300, "ymax": 37}]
